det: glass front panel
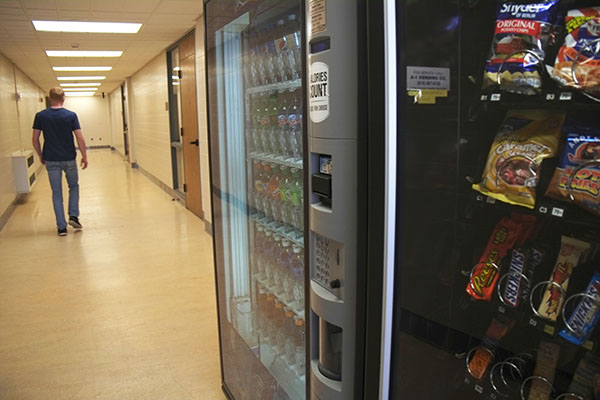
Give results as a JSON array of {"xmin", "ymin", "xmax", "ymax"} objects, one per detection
[
  {"xmin": 392, "ymin": 1, "xmax": 600, "ymax": 399},
  {"xmin": 205, "ymin": 1, "xmax": 305, "ymax": 399}
]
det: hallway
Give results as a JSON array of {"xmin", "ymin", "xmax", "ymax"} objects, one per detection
[{"xmin": 0, "ymin": 150, "xmax": 224, "ymax": 399}]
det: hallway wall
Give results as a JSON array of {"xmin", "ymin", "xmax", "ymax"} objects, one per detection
[
  {"xmin": 65, "ymin": 96, "xmax": 111, "ymax": 147},
  {"xmin": 109, "ymin": 89, "xmax": 125, "ymax": 156},
  {"xmin": 0, "ymin": 52, "xmax": 44, "ymax": 224},
  {"xmin": 129, "ymin": 53, "xmax": 172, "ymax": 187}
]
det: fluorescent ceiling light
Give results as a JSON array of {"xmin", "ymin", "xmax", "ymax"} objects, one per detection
[
  {"xmin": 33, "ymin": 20, "xmax": 142, "ymax": 34},
  {"xmin": 62, "ymin": 88, "xmax": 98, "ymax": 91},
  {"xmin": 60, "ymin": 83, "xmax": 101, "ymax": 87},
  {"xmin": 65, "ymin": 92, "xmax": 96, "ymax": 97},
  {"xmin": 57, "ymin": 76, "xmax": 106, "ymax": 81},
  {"xmin": 53, "ymin": 66, "xmax": 112, "ymax": 71},
  {"xmin": 46, "ymin": 50, "xmax": 122, "ymax": 57}
]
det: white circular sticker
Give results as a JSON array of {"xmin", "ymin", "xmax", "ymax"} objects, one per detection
[{"xmin": 309, "ymin": 61, "xmax": 329, "ymax": 123}]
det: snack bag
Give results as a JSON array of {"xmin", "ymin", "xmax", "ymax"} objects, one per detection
[
  {"xmin": 551, "ymin": 7, "xmax": 600, "ymax": 95},
  {"xmin": 545, "ymin": 130, "xmax": 600, "ymax": 216},
  {"xmin": 473, "ymin": 110, "xmax": 565, "ymax": 209},
  {"xmin": 483, "ymin": 1, "xmax": 560, "ymax": 95}
]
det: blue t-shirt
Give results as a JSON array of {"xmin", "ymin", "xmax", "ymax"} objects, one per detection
[{"xmin": 32, "ymin": 107, "xmax": 81, "ymax": 161}]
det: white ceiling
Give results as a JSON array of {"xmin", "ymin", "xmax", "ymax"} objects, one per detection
[{"xmin": 0, "ymin": 0, "xmax": 204, "ymax": 95}]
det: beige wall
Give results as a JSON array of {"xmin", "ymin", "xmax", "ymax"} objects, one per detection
[
  {"xmin": 64, "ymin": 96, "xmax": 111, "ymax": 147},
  {"xmin": 196, "ymin": 18, "xmax": 212, "ymax": 224},
  {"xmin": 130, "ymin": 53, "xmax": 171, "ymax": 187},
  {"xmin": 0, "ymin": 53, "xmax": 44, "ymax": 220},
  {"xmin": 109, "ymin": 88, "xmax": 125, "ymax": 156}
]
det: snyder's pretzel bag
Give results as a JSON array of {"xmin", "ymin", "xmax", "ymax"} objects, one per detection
[
  {"xmin": 545, "ymin": 130, "xmax": 600, "ymax": 216},
  {"xmin": 551, "ymin": 7, "xmax": 600, "ymax": 95},
  {"xmin": 483, "ymin": 1, "xmax": 560, "ymax": 95},
  {"xmin": 473, "ymin": 110, "xmax": 565, "ymax": 209}
]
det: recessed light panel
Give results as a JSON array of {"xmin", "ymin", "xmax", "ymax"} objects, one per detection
[
  {"xmin": 33, "ymin": 21, "xmax": 142, "ymax": 34},
  {"xmin": 60, "ymin": 83, "xmax": 102, "ymax": 87},
  {"xmin": 62, "ymin": 88, "xmax": 98, "ymax": 91},
  {"xmin": 65, "ymin": 92, "xmax": 96, "ymax": 97},
  {"xmin": 57, "ymin": 76, "xmax": 106, "ymax": 81},
  {"xmin": 53, "ymin": 66, "xmax": 112, "ymax": 71},
  {"xmin": 46, "ymin": 51, "xmax": 123, "ymax": 57}
]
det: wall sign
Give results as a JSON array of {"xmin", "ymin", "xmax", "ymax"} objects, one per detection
[
  {"xmin": 310, "ymin": 0, "xmax": 327, "ymax": 34},
  {"xmin": 407, "ymin": 66, "xmax": 450, "ymax": 90}
]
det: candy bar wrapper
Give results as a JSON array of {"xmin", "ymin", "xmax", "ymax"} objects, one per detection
[
  {"xmin": 559, "ymin": 271, "xmax": 600, "ymax": 346},
  {"xmin": 468, "ymin": 316, "xmax": 515, "ymax": 379},
  {"xmin": 473, "ymin": 110, "xmax": 564, "ymax": 209},
  {"xmin": 483, "ymin": 1, "xmax": 560, "ymax": 95},
  {"xmin": 545, "ymin": 131, "xmax": 600, "ymax": 216},
  {"xmin": 503, "ymin": 246, "xmax": 543, "ymax": 308},
  {"xmin": 567, "ymin": 352, "xmax": 600, "ymax": 398},
  {"xmin": 537, "ymin": 236, "xmax": 591, "ymax": 321},
  {"xmin": 550, "ymin": 7, "xmax": 600, "ymax": 95},
  {"xmin": 467, "ymin": 217, "xmax": 520, "ymax": 300},
  {"xmin": 528, "ymin": 340, "xmax": 561, "ymax": 400}
]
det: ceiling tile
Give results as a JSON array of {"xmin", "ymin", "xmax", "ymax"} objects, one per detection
[
  {"xmin": 59, "ymin": 0, "xmax": 90, "ymax": 11},
  {"xmin": 20, "ymin": 0, "xmax": 58, "ymax": 10},
  {"xmin": 0, "ymin": 1, "xmax": 21, "ymax": 8},
  {"xmin": 91, "ymin": 0, "xmax": 161, "ymax": 13}
]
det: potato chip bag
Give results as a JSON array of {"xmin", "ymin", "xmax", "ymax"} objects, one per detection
[
  {"xmin": 473, "ymin": 110, "xmax": 565, "ymax": 208},
  {"xmin": 545, "ymin": 128, "xmax": 600, "ymax": 216},
  {"xmin": 550, "ymin": 7, "xmax": 600, "ymax": 96},
  {"xmin": 483, "ymin": 1, "xmax": 560, "ymax": 95}
]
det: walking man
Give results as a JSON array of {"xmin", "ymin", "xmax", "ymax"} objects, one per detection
[{"xmin": 32, "ymin": 87, "xmax": 88, "ymax": 236}]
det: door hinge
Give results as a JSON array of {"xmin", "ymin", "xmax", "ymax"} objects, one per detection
[
  {"xmin": 183, "ymin": 183, "xmax": 187, "ymax": 192},
  {"xmin": 178, "ymin": 70, "xmax": 182, "ymax": 79},
  {"xmin": 180, "ymin": 127, "xmax": 184, "ymax": 137}
]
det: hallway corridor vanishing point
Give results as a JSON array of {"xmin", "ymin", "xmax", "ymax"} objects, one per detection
[{"xmin": 0, "ymin": 150, "xmax": 225, "ymax": 400}]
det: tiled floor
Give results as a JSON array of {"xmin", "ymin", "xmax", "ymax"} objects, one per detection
[{"xmin": 0, "ymin": 150, "xmax": 225, "ymax": 400}]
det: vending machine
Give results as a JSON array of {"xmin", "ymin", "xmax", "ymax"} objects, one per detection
[{"xmin": 386, "ymin": 1, "xmax": 600, "ymax": 399}]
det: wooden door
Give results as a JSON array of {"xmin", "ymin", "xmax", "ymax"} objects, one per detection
[{"xmin": 179, "ymin": 34, "xmax": 203, "ymax": 218}]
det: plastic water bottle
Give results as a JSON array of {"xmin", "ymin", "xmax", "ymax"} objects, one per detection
[
  {"xmin": 274, "ymin": 19, "xmax": 288, "ymax": 82},
  {"xmin": 286, "ymin": 14, "xmax": 301, "ymax": 81}
]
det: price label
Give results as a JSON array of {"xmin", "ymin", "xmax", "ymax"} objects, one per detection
[
  {"xmin": 481, "ymin": 95, "xmax": 488, "ymax": 101},
  {"xmin": 559, "ymin": 92, "xmax": 573, "ymax": 101},
  {"xmin": 538, "ymin": 206, "xmax": 548, "ymax": 214},
  {"xmin": 543, "ymin": 324, "xmax": 555, "ymax": 336},
  {"xmin": 551, "ymin": 207, "xmax": 564, "ymax": 217},
  {"xmin": 475, "ymin": 385, "xmax": 484, "ymax": 394},
  {"xmin": 490, "ymin": 93, "xmax": 501, "ymax": 101},
  {"xmin": 546, "ymin": 93, "xmax": 556, "ymax": 101},
  {"xmin": 498, "ymin": 306, "xmax": 506, "ymax": 314},
  {"xmin": 465, "ymin": 377, "xmax": 471, "ymax": 385},
  {"xmin": 486, "ymin": 197, "xmax": 496, "ymax": 204},
  {"xmin": 529, "ymin": 318, "xmax": 538, "ymax": 327}
]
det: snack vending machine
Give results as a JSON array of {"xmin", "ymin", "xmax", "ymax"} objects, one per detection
[{"xmin": 387, "ymin": 1, "xmax": 600, "ymax": 399}]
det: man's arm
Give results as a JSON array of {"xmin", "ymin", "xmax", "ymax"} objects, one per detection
[
  {"xmin": 74, "ymin": 129, "xmax": 88, "ymax": 169},
  {"xmin": 32, "ymin": 129, "xmax": 44, "ymax": 164}
]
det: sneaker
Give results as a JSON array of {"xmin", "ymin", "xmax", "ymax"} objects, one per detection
[
  {"xmin": 58, "ymin": 228, "xmax": 67, "ymax": 236},
  {"xmin": 69, "ymin": 216, "xmax": 82, "ymax": 229}
]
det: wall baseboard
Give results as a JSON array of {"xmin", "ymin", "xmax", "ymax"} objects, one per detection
[
  {"xmin": 135, "ymin": 164, "xmax": 180, "ymax": 201},
  {"xmin": 0, "ymin": 194, "xmax": 27, "ymax": 232}
]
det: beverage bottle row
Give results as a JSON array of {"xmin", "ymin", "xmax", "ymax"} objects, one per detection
[
  {"xmin": 257, "ymin": 287, "xmax": 305, "ymax": 376},
  {"xmin": 252, "ymin": 161, "xmax": 304, "ymax": 230},
  {"xmin": 244, "ymin": 14, "xmax": 301, "ymax": 87},
  {"xmin": 246, "ymin": 88, "xmax": 303, "ymax": 161},
  {"xmin": 253, "ymin": 221, "xmax": 305, "ymax": 307}
]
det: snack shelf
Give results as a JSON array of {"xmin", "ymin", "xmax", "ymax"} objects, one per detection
[
  {"xmin": 477, "ymin": 87, "xmax": 600, "ymax": 110},
  {"xmin": 246, "ymin": 79, "xmax": 302, "ymax": 95},
  {"xmin": 249, "ymin": 212, "xmax": 304, "ymax": 247},
  {"xmin": 471, "ymin": 193, "xmax": 600, "ymax": 230},
  {"xmin": 248, "ymin": 151, "xmax": 303, "ymax": 169}
]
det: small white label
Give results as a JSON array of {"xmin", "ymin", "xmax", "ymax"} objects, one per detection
[
  {"xmin": 539, "ymin": 206, "xmax": 548, "ymax": 214},
  {"xmin": 309, "ymin": 0, "xmax": 327, "ymax": 34},
  {"xmin": 546, "ymin": 93, "xmax": 555, "ymax": 101},
  {"xmin": 486, "ymin": 197, "xmax": 496, "ymax": 204},
  {"xmin": 309, "ymin": 62, "xmax": 330, "ymax": 123},
  {"xmin": 475, "ymin": 385, "xmax": 483, "ymax": 394},
  {"xmin": 529, "ymin": 318, "xmax": 538, "ymax": 327},
  {"xmin": 407, "ymin": 66, "xmax": 450, "ymax": 90},
  {"xmin": 481, "ymin": 95, "xmax": 488, "ymax": 101},
  {"xmin": 498, "ymin": 306, "xmax": 506, "ymax": 314},
  {"xmin": 560, "ymin": 92, "xmax": 572, "ymax": 101},
  {"xmin": 491, "ymin": 93, "xmax": 501, "ymax": 101},
  {"xmin": 551, "ymin": 207, "xmax": 564, "ymax": 217}
]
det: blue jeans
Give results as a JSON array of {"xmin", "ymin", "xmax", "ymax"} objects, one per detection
[{"xmin": 46, "ymin": 160, "xmax": 79, "ymax": 229}]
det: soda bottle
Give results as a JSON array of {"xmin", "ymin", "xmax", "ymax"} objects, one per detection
[
  {"xmin": 277, "ymin": 92, "xmax": 289, "ymax": 158},
  {"xmin": 274, "ymin": 19, "xmax": 288, "ymax": 82},
  {"xmin": 283, "ymin": 308, "xmax": 296, "ymax": 363},
  {"xmin": 289, "ymin": 90, "xmax": 302, "ymax": 161},
  {"xmin": 255, "ymin": 28, "xmax": 267, "ymax": 85},
  {"xmin": 263, "ymin": 24, "xmax": 277, "ymax": 84},
  {"xmin": 290, "ymin": 244, "xmax": 304, "ymax": 306},
  {"xmin": 246, "ymin": 29, "xmax": 258, "ymax": 87},
  {"xmin": 267, "ymin": 164, "xmax": 282, "ymax": 221},
  {"xmin": 286, "ymin": 14, "xmax": 301, "ymax": 81},
  {"xmin": 294, "ymin": 317, "xmax": 306, "ymax": 375}
]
